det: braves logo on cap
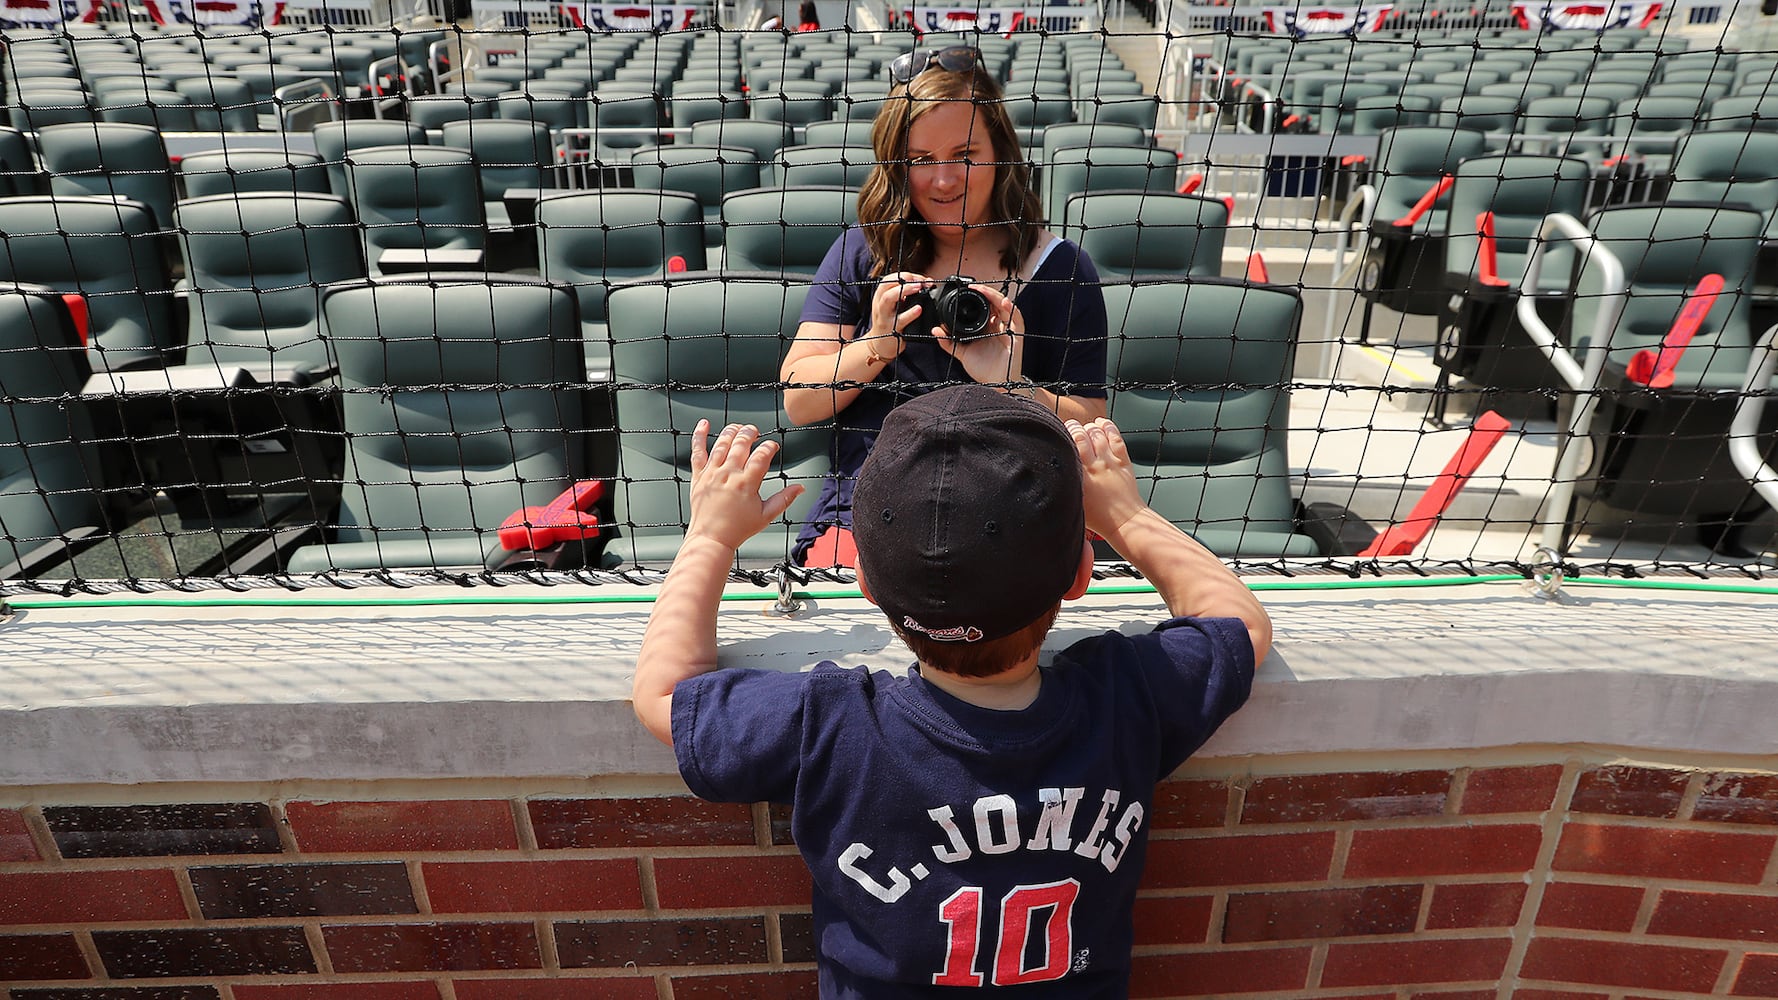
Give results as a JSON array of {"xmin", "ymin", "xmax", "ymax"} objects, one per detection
[{"xmin": 902, "ymin": 617, "xmax": 986, "ymax": 644}]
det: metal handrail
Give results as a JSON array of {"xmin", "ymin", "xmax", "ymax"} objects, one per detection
[
  {"xmin": 1515, "ymin": 212, "xmax": 1629, "ymax": 558},
  {"xmin": 1318, "ymin": 180, "xmax": 1376, "ymax": 365},
  {"xmin": 1730, "ymin": 321, "xmax": 1778, "ymax": 516}
]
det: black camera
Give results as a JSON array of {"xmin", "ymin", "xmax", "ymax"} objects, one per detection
[{"xmin": 906, "ymin": 276, "xmax": 994, "ymax": 341}]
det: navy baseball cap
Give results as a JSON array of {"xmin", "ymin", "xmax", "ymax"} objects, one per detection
[{"xmin": 853, "ymin": 384, "xmax": 1085, "ymax": 643}]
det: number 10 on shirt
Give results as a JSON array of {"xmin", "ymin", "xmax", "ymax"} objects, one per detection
[{"xmin": 933, "ymin": 879, "xmax": 1082, "ymax": 986}]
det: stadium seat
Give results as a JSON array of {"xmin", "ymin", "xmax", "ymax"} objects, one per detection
[
  {"xmin": 770, "ymin": 143, "xmax": 874, "ymax": 188},
  {"xmin": 718, "ymin": 185, "xmax": 857, "ymax": 275},
  {"xmin": 404, "ymin": 93, "xmax": 495, "ymax": 129},
  {"xmin": 1703, "ymin": 95, "xmax": 1778, "ymax": 132},
  {"xmin": 589, "ymin": 87, "xmax": 665, "ymax": 159},
  {"xmin": 7, "ymin": 89, "xmax": 98, "ymax": 132},
  {"xmin": 1041, "ymin": 144, "xmax": 1178, "ymax": 230},
  {"xmin": 603, "ymin": 271, "xmax": 826, "ymax": 567},
  {"xmin": 1038, "ymin": 121, "xmax": 1147, "ymax": 167},
  {"xmin": 176, "ymin": 149, "xmax": 331, "ymax": 198},
  {"xmin": 1431, "ymin": 154, "xmax": 1592, "ymax": 423},
  {"xmin": 629, "ymin": 144, "xmax": 764, "ymax": 247},
  {"xmin": 536, "ymin": 188, "xmax": 707, "ymax": 378},
  {"xmin": 37, "ymin": 122, "xmax": 178, "ymax": 231},
  {"xmin": 1519, "ymin": 202, "xmax": 1767, "ymax": 543},
  {"xmin": 312, "ymin": 119, "xmax": 429, "ymax": 196},
  {"xmin": 440, "ymin": 118, "xmax": 555, "ymax": 228},
  {"xmin": 175, "ymin": 192, "xmax": 365, "ymax": 382},
  {"xmin": 287, "ymin": 276, "xmax": 590, "ymax": 572},
  {"xmin": 1062, "ymin": 191, "xmax": 1229, "ymax": 280},
  {"xmin": 1436, "ymin": 94, "xmax": 1520, "ymax": 136},
  {"xmin": 0, "ymin": 284, "xmax": 114, "ymax": 579},
  {"xmin": 0, "ymin": 127, "xmax": 47, "ymax": 197},
  {"xmin": 343, "ymin": 144, "xmax": 488, "ymax": 275},
  {"xmin": 1517, "ymin": 96, "xmax": 1615, "ymax": 158},
  {"xmin": 1099, "ymin": 279, "xmax": 1321, "ymax": 559},
  {"xmin": 0, "ymin": 195, "xmax": 174, "ymax": 373},
  {"xmin": 801, "ymin": 118, "xmax": 878, "ymax": 147}
]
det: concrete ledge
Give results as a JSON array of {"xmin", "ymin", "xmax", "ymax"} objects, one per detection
[{"xmin": 3, "ymin": 579, "xmax": 1776, "ymax": 786}]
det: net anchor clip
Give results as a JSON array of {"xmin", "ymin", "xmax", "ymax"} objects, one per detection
[
  {"xmin": 1531, "ymin": 545, "xmax": 1566, "ymax": 599},
  {"xmin": 767, "ymin": 568, "xmax": 804, "ymax": 617}
]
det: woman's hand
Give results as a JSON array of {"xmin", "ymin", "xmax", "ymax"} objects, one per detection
[
  {"xmin": 862, "ymin": 271, "xmax": 935, "ymax": 364},
  {"xmin": 933, "ymin": 281, "xmax": 1027, "ymax": 388}
]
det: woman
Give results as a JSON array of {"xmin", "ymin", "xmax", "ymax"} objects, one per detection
[{"xmin": 781, "ymin": 44, "xmax": 1109, "ymax": 566}]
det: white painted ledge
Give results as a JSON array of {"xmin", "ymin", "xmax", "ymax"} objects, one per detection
[{"xmin": 2, "ymin": 579, "xmax": 1775, "ymax": 786}]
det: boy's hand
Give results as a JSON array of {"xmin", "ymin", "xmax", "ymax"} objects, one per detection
[
  {"xmin": 1067, "ymin": 417, "xmax": 1148, "ymax": 540},
  {"xmin": 686, "ymin": 420, "xmax": 806, "ymax": 551}
]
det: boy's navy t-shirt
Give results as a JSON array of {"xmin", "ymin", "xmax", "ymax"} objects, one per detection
[
  {"xmin": 672, "ymin": 615, "xmax": 1255, "ymax": 998},
  {"xmin": 792, "ymin": 226, "xmax": 1109, "ymax": 559}
]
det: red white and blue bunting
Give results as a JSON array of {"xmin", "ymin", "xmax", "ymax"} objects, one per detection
[{"xmin": 1260, "ymin": 5, "xmax": 1394, "ymax": 35}]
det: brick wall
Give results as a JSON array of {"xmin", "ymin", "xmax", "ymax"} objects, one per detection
[{"xmin": 2, "ymin": 757, "xmax": 1776, "ymax": 999}]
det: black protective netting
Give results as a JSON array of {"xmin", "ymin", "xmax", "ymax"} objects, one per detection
[{"xmin": 3, "ymin": 0, "xmax": 1778, "ymax": 595}]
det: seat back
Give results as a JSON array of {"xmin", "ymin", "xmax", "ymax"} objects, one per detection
[
  {"xmin": 0, "ymin": 126, "xmax": 48, "ymax": 196},
  {"xmin": 1611, "ymin": 97, "xmax": 1703, "ymax": 157},
  {"xmin": 0, "ymin": 195, "xmax": 173, "ymax": 371},
  {"xmin": 312, "ymin": 119, "xmax": 429, "ymax": 196},
  {"xmin": 1370, "ymin": 126, "xmax": 1489, "ymax": 225},
  {"xmin": 771, "ymin": 143, "xmax": 875, "ymax": 188},
  {"xmin": 536, "ymin": 188, "xmax": 707, "ymax": 371},
  {"xmin": 176, "ymin": 149, "xmax": 331, "ymax": 198},
  {"xmin": 689, "ymin": 118, "xmax": 792, "ymax": 162},
  {"xmin": 1100, "ymin": 279, "xmax": 1320, "ymax": 558},
  {"xmin": 37, "ymin": 122, "xmax": 177, "ymax": 230},
  {"xmin": 298, "ymin": 277, "xmax": 587, "ymax": 570},
  {"xmin": 1063, "ymin": 191, "xmax": 1229, "ymax": 279},
  {"xmin": 1666, "ymin": 130, "xmax": 1778, "ymax": 221},
  {"xmin": 176, "ymin": 193, "xmax": 366, "ymax": 375},
  {"xmin": 628, "ymin": 144, "xmax": 763, "ymax": 245},
  {"xmin": 1572, "ymin": 203, "xmax": 1764, "ymax": 385},
  {"xmin": 719, "ymin": 185, "xmax": 858, "ymax": 275},
  {"xmin": 604, "ymin": 272, "xmax": 824, "ymax": 565},
  {"xmin": 343, "ymin": 144, "xmax": 488, "ymax": 274},
  {"xmin": 1445, "ymin": 155, "xmax": 1591, "ymax": 286},
  {"xmin": 440, "ymin": 118, "xmax": 556, "ymax": 206},
  {"xmin": 0, "ymin": 284, "xmax": 106, "ymax": 571},
  {"xmin": 1042, "ymin": 144, "xmax": 1177, "ymax": 227}
]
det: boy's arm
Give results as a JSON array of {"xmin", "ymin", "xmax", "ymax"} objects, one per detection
[
  {"xmin": 633, "ymin": 421, "xmax": 806, "ymax": 746},
  {"xmin": 1067, "ymin": 418, "xmax": 1273, "ymax": 664}
]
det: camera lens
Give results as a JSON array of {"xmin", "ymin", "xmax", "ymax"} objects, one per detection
[{"xmin": 934, "ymin": 278, "xmax": 993, "ymax": 340}]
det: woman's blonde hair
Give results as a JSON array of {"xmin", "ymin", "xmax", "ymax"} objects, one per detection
[{"xmin": 857, "ymin": 61, "xmax": 1043, "ymax": 278}]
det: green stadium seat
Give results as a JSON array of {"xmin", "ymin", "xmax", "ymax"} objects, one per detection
[
  {"xmin": 37, "ymin": 122, "xmax": 177, "ymax": 231},
  {"xmin": 441, "ymin": 118, "xmax": 556, "ymax": 227},
  {"xmin": 1062, "ymin": 191, "xmax": 1229, "ymax": 280},
  {"xmin": 718, "ymin": 185, "xmax": 857, "ymax": 275},
  {"xmin": 770, "ymin": 143, "xmax": 874, "ymax": 188},
  {"xmin": 176, "ymin": 149, "xmax": 331, "ymax": 198},
  {"xmin": 629, "ymin": 144, "xmax": 764, "ymax": 247},
  {"xmin": 1041, "ymin": 144, "xmax": 1177, "ymax": 230},
  {"xmin": 0, "ymin": 127, "xmax": 47, "ymax": 197},
  {"xmin": 312, "ymin": 119, "xmax": 429, "ymax": 196},
  {"xmin": 343, "ymin": 144, "xmax": 488, "ymax": 276},
  {"xmin": 1100, "ymin": 279, "xmax": 1321, "ymax": 559}
]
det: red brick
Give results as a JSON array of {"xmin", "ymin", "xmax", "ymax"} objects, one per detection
[
  {"xmin": 1413, "ymin": 992, "xmax": 1495, "ymax": 1000},
  {"xmin": 1462, "ymin": 765, "xmax": 1565, "ymax": 815},
  {"xmin": 1322, "ymin": 937, "xmax": 1514, "ymax": 987},
  {"xmin": 0, "ymin": 869, "xmax": 187, "ymax": 924},
  {"xmin": 1735, "ymin": 953, "xmax": 1778, "ymax": 997},
  {"xmin": 0, "ymin": 810, "xmax": 37, "ymax": 862},
  {"xmin": 454, "ymin": 978, "xmax": 656, "ymax": 1000},
  {"xmin": 668, "ymin": 971, "xmax": 819, "ymax": 1000},
  {"xmin": 0, "ymin": 932, "xmax": 89, "ymax": 980},
  {"xmin": 1141, "ymin": 831, "xmax": 1335, "ymax": 889},
  {"xmin": 1132, "ymin": 895, "xmax": 1214, "ymax": 946},
  {"xmin": 1223, "ymin": 885, "xmax": 1420, "ymax": 943},
  {"xmin": 1521, "ymin": 937, "xmax": 1727, "ymax": 992},
  {"xmin": 1427, "ymin": 881, "xmax": 1529, "ymax": 929},
  {"xmin": 286, "ymin": 801, "xmax": 519, "ymax": 853},
  {"xmin": 234, "ymin": 985, "xmax": 442, "ymax": 1000},
  {"xmin": 1570, "ymin": 765, "xmax": 1690, "ymax": 819},
  {"xmin": 654, "ymin": 855, "xmax": 812, "ymax": 909},
  {"xmin": 1535, "ymin": 881, "xmax": 1645, "ymax": 932},
  {"xmin": 1151, "ymin": 779, "xmax": 1229, "ymax": 829},
  {"xmin": 1511, "ymin": 992, "xmax": 1610, "ymax": 1000},
  {"xmin": 530, "ymin": 797, "xmax": 754, "ymax": 849},
  {"xmin": 1695, "ymin": 773, "xmax": 1778, "ymax": 826},
  {"xmin": 323, "ymin": 923, "xmax": 541, "ymax": 972},
  {"xmin": 1241, "ymin": 770, "xmax": 1450, "ymax": 824},
  {"xmin": 1129, "ymin": 947, "xmax": 1312, "ymax": 996},
  {"xmin": 1648, "ymin": 889, "xmax": 1778, "ymax": 942},
  {"xmin": 1553, "ymin": 822, "xmax": 1775, "ymax": 884},
  {"xmin": 422, "ymin": 859, "xmax": 644, "ymax": 913},
  {"xmin": 1345, "ymin": 824, "xmax": 1544, "ymax": 878}
]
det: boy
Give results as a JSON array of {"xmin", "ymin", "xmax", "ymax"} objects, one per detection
[{"xmin": 634, "ymin": 385, "xmax": 1271, "ymax": 997}]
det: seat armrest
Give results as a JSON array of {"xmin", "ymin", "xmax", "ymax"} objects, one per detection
[{"xmin": 377, "ymin": 248, "xmax": 487, "ymax": 273}]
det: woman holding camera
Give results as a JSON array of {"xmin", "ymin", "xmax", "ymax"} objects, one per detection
[{"xmin": 780, "ymin": 44, "xmax": 1110, "ymax": 566}]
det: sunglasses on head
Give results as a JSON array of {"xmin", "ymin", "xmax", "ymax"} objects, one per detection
[{"xmin": 887, "ymin": 45, "xmax": 986, "ymax": 85}]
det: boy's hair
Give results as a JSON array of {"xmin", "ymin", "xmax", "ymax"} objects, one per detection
[
  {"xmin": 893, "ymin": 602, "xmax": 1062, "ymax": 677},
  {"xmin": 852, "ymin": 385, "xmax": 1085, "ymax": 672}
]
